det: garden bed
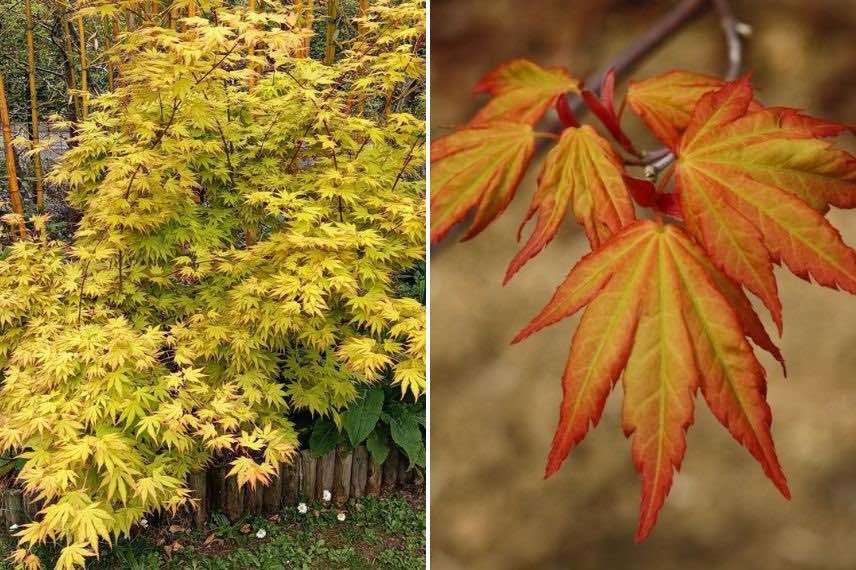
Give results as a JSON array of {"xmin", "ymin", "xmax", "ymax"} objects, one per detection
[
  {"xmin": 1, "ymin": 495, "xmax": 425, "ymax": 570},
  {"xmin": 1, "ymin": 445, "xmax": 423, "ymax": 528}
]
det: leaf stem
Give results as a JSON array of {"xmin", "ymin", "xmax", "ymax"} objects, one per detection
[{"xmin": 638, "ymin": 0, "xmax": 745, "ymax": 179}]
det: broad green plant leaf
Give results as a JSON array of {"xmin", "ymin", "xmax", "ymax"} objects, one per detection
[
  {"xmin": 366, "ymin": 426, "xmax": 391, "ymax": 465},
  {"xmin": 309, "ymin": 419, "xmax": 344, "ymax": 458},
  {"xmin": 343, "ymin": 386, "xmax": 386, "ymax": 446},
  {"xmin": 383, "ymin": 411, "xmax": 425, "ymax": 469},
  {"xmin": 515, "ymin": 220, "xmax": 789, "ymax": 541}
]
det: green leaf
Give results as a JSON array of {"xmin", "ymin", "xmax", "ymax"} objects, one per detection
[
  {"xmin": 384, "ymin": 413, "xmax": 425, "ymax": 469},
  {"xmin": 343, "ymin": 386, "xmax": 385, "ymax": 446},
  {"xmin": 0, "ymin": 458, "xmax": 16, "ymax": 478},
  {"xmin": 309, "ymin": 418, "xmax": 343, "ymax": 457},
  {"xmin": 366, "ymin": 426, "xmax": 391, "ymax": 465}
]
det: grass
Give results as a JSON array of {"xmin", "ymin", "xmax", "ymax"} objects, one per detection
[{"xmin": 0, "ymin": 496, "xmax": 425, "ymax": 569}]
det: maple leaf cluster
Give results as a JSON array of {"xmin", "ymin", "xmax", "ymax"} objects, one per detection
[{"xmin": 431, "ymin": 61, "xmax": 856, "ymax": 539}]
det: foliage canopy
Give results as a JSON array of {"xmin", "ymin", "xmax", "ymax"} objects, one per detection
[{"xmin": 0, "ymin": 1, "xmax": 425, "ymax": 568}]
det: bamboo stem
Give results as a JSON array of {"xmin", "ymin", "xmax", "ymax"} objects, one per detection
[
  {"xmin": 0, "ymin": 74, "xmax": 27, "ymax": 239},
  {"xmin": 356, "ymin": 0, "xmax": 369, "ymax": 114},
  {"xmin": 24, "ymin": 0, "xmax": 44, "ymax": 211},
  {"xmin": 57, "ymin": 9, "xmax": 81, "ymax": 135},
  {"xmin": 77, "ymin": 15, "xmax": 88, "ymax": 118},
  {"xmin": 247, "ymin": 0, "xmax": 259, "ymax": 89},
  {"xmin": 303, "ymin": 0, "xmax": 315, "ymax": 57},
  {"xmin": 111, "ymin": 16, "xmax": 121, "ymax": 86},
  {"xmin": 323, "ymin": 0, "xmax": 338, "ymax": 65}
]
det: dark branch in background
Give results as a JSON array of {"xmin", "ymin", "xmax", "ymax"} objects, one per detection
[{"xmin": 566, "ymin": 0, "xmax": 708, "ymax": 118}]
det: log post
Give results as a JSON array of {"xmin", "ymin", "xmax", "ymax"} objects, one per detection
[
  {"xmin": 23, "ymin": 494, "xmax": 39, "ymax": 520},
  {"xmin": 381, "ymin": 448, "xmax": 400, "ymax": 493},
  {"xmin": 365, "ymin": 454, "xmax": 382, "ymax": 497},
  {"xmin": 262, "ymin": 469, "xmax": 283, "ymax": 514},
  {"xmin": 223, "ymin": 474, "xmax": 244, "ymax": 521},
  {"xmin": 350, "ymin": 445, "xmax": 368, "ymax": 499},
  {"xmin": 188, "ymin": 471, "xmax": 208, "ymax": 527},
  {"xmin": 4, "ymin": 489, "xmax": 25, "ymax": 526},
  {"xmin": 315, "ymin": 451, "xmax": 335, "ymax": 501},
  {"xmin": 413, "ymin": 466, "xmax": 425, "ymax": 489},
  {"xmin": 245, "ymin": 483, "xmax": 264, "ymax": 516},
  {"xmin": 397, "ymin": 458, "xmax": 414, "ymax": 487},
  {"xmin": 283, "ymin": 457, "xmax": 301, "ymax": 504},
  {"xmin": 333, "ymin": 447, "xmax": 352, "ymax": 505},
  {"xmin": 207, "ymin": 465, "xmax": 226, "ymax": 515},
  {"xmin": 299, "ymin": 450, "xmax": 316, "ymax": 501}
]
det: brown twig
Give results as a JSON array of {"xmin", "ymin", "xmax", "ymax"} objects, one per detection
[{"xmin": 569, "ymin": 0, "xmax": 708, "ymax": 116}]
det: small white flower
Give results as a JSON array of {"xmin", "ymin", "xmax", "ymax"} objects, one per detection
[
  {"xmin": 337, "ymin": 512, "xmax": 346, "ymax": 522},
  {"xmin": 255, "ymin": 528, "xmax": 267, "ymax": 539},
  {"xmin": 9, "ymin": 524, "xmax": 19, "ymax": 531},
  {"xmin": 322, "ymin": 490, "xmax": 331, "ymax": 502},
  {"xmin": 297, "ymin": 502, "xmax": 308, "ymax": 514},
  {"xmin": 139, "ymin": 518, "xmax": 149, "ymax": 528}
]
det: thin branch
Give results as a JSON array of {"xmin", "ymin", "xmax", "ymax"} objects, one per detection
[
  {"xmin": 391, "ymin": 135, "xmax": 423, "ymax": 193},
  {"xmin": 714, "ymin": 0, "xmax": 743, "ymax": 81},
  {"xmin": 566, "ymin": 0, "xmax": 708, "ymax": 118}
]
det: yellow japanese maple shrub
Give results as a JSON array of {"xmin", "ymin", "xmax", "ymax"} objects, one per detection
[{"xmin": 0, "ymin": 1, "xmax": 425, "ymax": 567}]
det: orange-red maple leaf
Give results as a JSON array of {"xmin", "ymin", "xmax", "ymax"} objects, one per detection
[
  {"xmin": 675, "ymin": 76, "xmax": 856, "ymax": 329},
  {"xmin": 470, "ymin": 59, "xmax": 581, "ymax": 126},
  {"xmin": 627, "ymin": 70, "xmax": 854, "ymax": 155},
  {"xmin": 515, "ymin": 220, "xmax": 789, "ymax": 541},
  {"xmin": 626, "ymin": 70, "xmax": 725, "ymax": 150},
  {"xmin": 506, "ymin": 125, "xmax": 636, "ymax": 282},
  {"xmin": 430, "ymin": 122, "xmax": 535, "ymax": 242}
]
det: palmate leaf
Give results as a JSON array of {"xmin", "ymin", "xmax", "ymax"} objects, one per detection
[
  {"xmin": 515, "ymin": 220, "xmax": 789, "ymax": 541},
  {"xmin": 470, "ymin": 59, "xmax": 581, "ymax": 125},
  {"xmin": 505, "ymin": 125, "xmax": 636, "ymax": 282},
  {"xmin": 430, "ymin": 122, "xmax": 535, "ymax": 241},
  {"xmin": 675, "ymin": 77, "xmax": 856, "ymax": 323},
  {"xmin": 627, "ymin": 70, "xmax": 854, "ymax": 164},
  {"xmin": 626, "ymin": 70, "xmax": 726, "ymax": 149}
]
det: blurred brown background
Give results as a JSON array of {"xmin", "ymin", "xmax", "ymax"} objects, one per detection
[{"xmin": 429, "ymin": 1, "xmax": 856, "ymax": 568}]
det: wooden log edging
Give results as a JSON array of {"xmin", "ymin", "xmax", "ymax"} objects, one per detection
[{"xmin": 0, "ymin": 444, "xmax": 424, "ymax": 528}]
